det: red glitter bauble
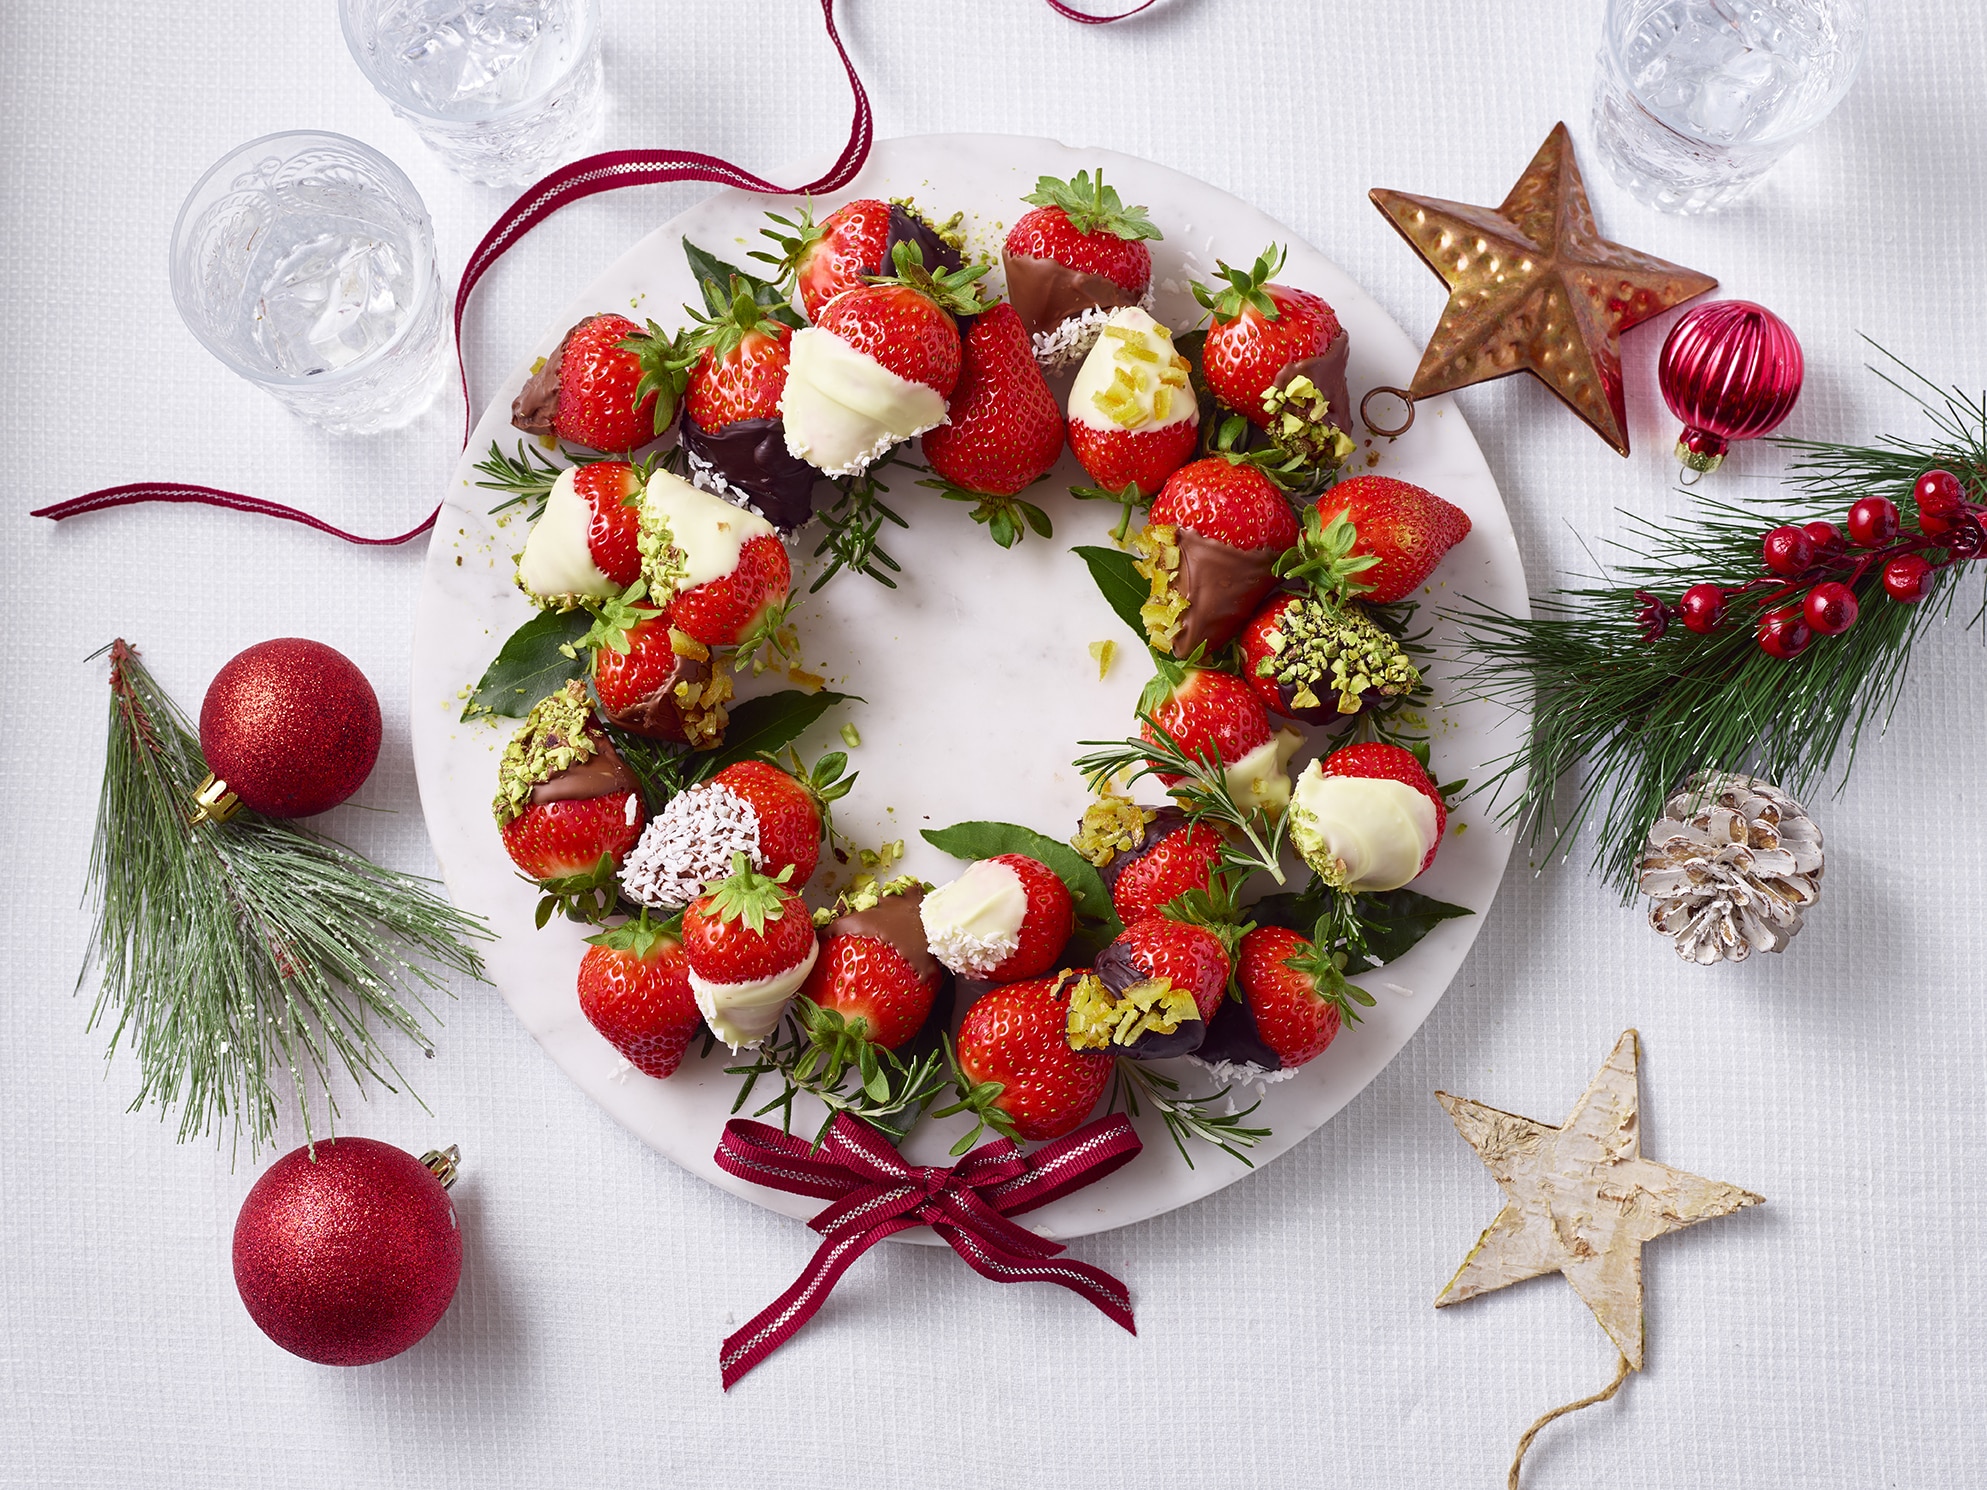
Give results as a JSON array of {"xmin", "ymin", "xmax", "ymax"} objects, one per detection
[
  {"xmin": 1658, "ymin": 300, "xmax": 1804, "ymax": 477},
  {"xmin": 199, "ymin": 639, "xmax": 381, "ymax": 817},
  {"xmin": 232, "ymin": 1137, "xmax": 463, "ymax": 1366}
]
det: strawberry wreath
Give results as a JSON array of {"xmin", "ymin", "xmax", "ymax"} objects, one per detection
[{"xmin": 467, "ymin": 170, "xmax": 1476, "ymax": 1167}]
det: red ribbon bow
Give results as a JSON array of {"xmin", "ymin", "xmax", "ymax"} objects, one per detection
[{"xmin": 713, "ymin": 1111, "xmax": 1141, "ymax": 1388}]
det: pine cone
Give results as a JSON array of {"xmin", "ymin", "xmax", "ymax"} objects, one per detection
[{"xmin": 1638, "ymin": 772, "xmax": 1824, "ymax": 964}]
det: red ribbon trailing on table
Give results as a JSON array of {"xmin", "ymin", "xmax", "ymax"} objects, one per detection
[
  {"xmin": 714, "ymin": 1111, "xmax": 1142, "ymax": 1389},
  {"xmin": 31, "ymin": 0, "xmax": 1155, "ymax": 548}
]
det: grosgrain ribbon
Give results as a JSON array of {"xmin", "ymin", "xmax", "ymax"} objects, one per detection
[
  {"xmin": 33, "ymin": 0, "xmax": 1155, "ymax": 548},
  {"xmin": 714, "ymin": 1111, "xmax": 1141, "ymax": 1389}
]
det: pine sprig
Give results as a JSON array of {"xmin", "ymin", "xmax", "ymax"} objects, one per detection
[
  {"xmin": 83, "ymin": 642, "xmax": 491, "ymax": 1153},
  {"xmin": 1110, "ymin": 1059, "xmax": 1269, "ymax": 1168},
  {"xmin": 1452, "ymin": 348, "xmax": 1987, "ymax": 894}
]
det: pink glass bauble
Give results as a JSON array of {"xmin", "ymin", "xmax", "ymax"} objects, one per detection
[{"xmin": 1658, "ymin": 301, "xmax": 1804, "ymax": 477}]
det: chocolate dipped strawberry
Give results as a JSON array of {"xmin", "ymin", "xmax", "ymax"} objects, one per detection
[
  {"xmin": 492, "ymin": 681, "xmax": 646, "ymax": 888},
  {"xmin": 1192, "ymin": 246, "xmax": 1350, "ymax": 434},
  {"xmin": 779, "ymin": 242, "xmax": 991, "ymax": 478},
  {"xmin": 676, "ymin": 285, "xmax": 819, "ymax": 533},
  {"xmin": 1141, "ymin": 659, "xmax": 1301, "ymax": 816},
  {"xmin": 682, "ymin": 854, "xmax": 818, "ymax": 1050},
  {"xmin": 920, "ymin": 853, "xmax": 1074, "ymax": 982},
  {"xmin": 755, "ymin": 197, "xmax": 965, "ymax": 322},
  {"xmin": 919, "ymin": 302, "xmax": 1066, "ymax": 539},
  {"xmin": 1002, "ymin": 170, "xmax": 1161, "ymax": 369},
  {"xmin": 1071, "ymin": 801, "xmax": 1226, "ymax": 926},
  {"xmin": 944, "ymin": 972, "xmax": 1113, "ymax": 1144},
  {"xmin": 1311, "ymin": 476, "xmax": 1472, "ymax": 605},
  {"xmin": 620, "ymin": 757, "xmax": 834, "ymax": 910},
  {"xmin": 1066, "ymin": 307, "xmax": 1199, "ymax": 500},
  {"xmin": 578, "ymin": 913, "xmax": 702, "ymax": 1079},
  {"xmin": 1064, "ymin": 915, "xmax": 1229, "ymax": 1061},
  {"xmin": 511, "ymin": 312, "xmax": 679, "ymax": 453},
  {"xmin": 636, "ymin": 469, "xmax": 792, "ymax": 653},
  {"xmin": 588, "ymin": 600, "xmax": 732, "ymax": 747},
  {"xmin": 513, "ymin": 460, "xmax": 645, "ymax": 611},
  {"xmin": 1238, "ymin": 590, "xmax": 1421, "ymax": 727},
  {"xmin": 803, "ymin": 876, "xmax": 945, "ymax": 1051},
  {"xmin": 1133, "ymin": 458, "xmax": 1300, "ymax": 659},
  {"xmin": 1193, "ymin": 923, "xmax": 1363, "ymax": 1084},
  {"xmin": 1288, "ymin": 742, "xmax": 1447, "ymax": 892}
]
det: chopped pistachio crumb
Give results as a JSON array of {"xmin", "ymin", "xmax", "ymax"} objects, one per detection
[
  {"xmin": 840, "ymin": 723, "xmax": 862, "ymax": 749},
  {"xmin": 1088, "ymin": 638, "xmax": 1117, "ymax": 679}
]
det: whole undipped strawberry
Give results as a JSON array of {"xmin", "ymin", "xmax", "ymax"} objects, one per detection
[
  {"xmin": 619, "ymin": 755, "xmax": 835, "ymax": 911},
  {"xmin": 1065, "ymin": 915, "xmax": 1230, "ymax": 1060},
  {"xmin": 1192, "ymin": 246, "xmax": 1344, "ymax": 429},
  {"xmin": 682, "ymin": 854, "xmax": 819, "ymax": 1049},
  {"xmin": 511, "ymin": 313, "xmax": 677, "ymax": 453},
  {"xmin": 578, "ymin": 915, "xmax": 701, "ymax": 1079},
  {"xmin": 683, "ymin": 293, "xmax": 792, "ymax": 433},
  {"xmin": 1289, "ymin": 741, "xmax": 1447, "ymax": 893},
  {"xmin": 1134, "ymin": 458, "xmax": 1299, "ymax": 658},
  {"xmin": 804, "ymin": 878, "xmax": 943, "ymax": 1050},
  {"xmin": 948, "ymin": 973, "xmax": 1113, "ymax": 1143},
  {"xmin": 1312, "ymin": 476, "xmax": 1472, "ymax": 605},
  {"xmin": 1073, "ymin": 802, "xmax": 1228, "ymax": 927},
  {"xmin": 921, "ymin": 853, "xmax": 1074, "ymax": 982},
  {"xmin": 513, "ymin": 460, "xmax": 646, "ymax": 610},
  {"xmin": 921, "ymin": 303, "xmax": 1065, "ymax": 500}
]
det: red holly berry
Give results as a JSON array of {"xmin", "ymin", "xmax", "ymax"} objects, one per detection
[
  {"xmin": 1313, "ymin": 475, "xmax": 1472, "ymax": 605},
  {"xmin": 1235, "ymin": 925, "xmax": 1346, "ymax": 1070},
  {"xmin": 577, "ymin": 917, "xmax": 700, "ymax": 1079},
  {"xmin": 1846, "ymin": 496, "xmax": 1900, "ymax": 548},
  {"xmin": 1761, "ymin": 524, "xmax": 1816, "ymax": 576},
  {"xmin": 1803, "ymin": 581, "xmax": 1859, "ymax": 636},
  {"xmin": 920, "ymin": 302, "xmax": 1066, "ymax": 498},
  {"xmin": 1802, "ymin": 520, "xmax": 1845, "ymax": 554},
  {"xmin": 950, "ymin": 974, "xmax": 1113, "ymax": 1143},
  {"xmin": 1883, "ymin": 553, "xmax": 1934, "ymax": 603},
  {"xmin": 1756, "ymin": 604, "xmax": 1813, "ymax": 660},
  {"xmin": 1141, "ymin": 664, "xmax": 1274, "ymax": 785},
  {"xmin": 1192, "ymin": 245, "xmax": 1343, "ymax": 426},
  {"xmin": 1678, "ymin": 582, "xmax": 1728, "ymax": 635}
]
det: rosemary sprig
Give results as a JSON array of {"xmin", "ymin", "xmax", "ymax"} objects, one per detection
[
  {"xmin": 1111, "ymin": 1060, "xmax": 1269, "ymax": 1168},
  {"xmin": 1452, "ymin": 346, "xmax": 1987, "ymax": 894},
  {"xmin": 727, "ymin": 997, "xmax": 947, "ymax": 1144},
  {"xmin": 811, "ymin": 453, "xmax": 909, "ymax": 592},
  {"xmin": 83, "ymin": 641, "xmax": 491, "ymax": 1154}
]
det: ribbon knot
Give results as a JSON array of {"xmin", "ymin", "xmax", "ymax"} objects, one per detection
[{"xmin": 713, "ymin": 1110, "xmax": 1142, "ymax": 1388}]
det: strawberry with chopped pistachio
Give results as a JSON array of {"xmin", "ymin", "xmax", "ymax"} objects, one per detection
[
  {"xmin": 919, "ymin": 853, "xmax": 1073, "ymax": 982},
  {"xmin": 620, "ymin": 756, "xmax": 841, "ymax": 910},
  {"xmin": 586, "ymin": 592, "xmax": 733, "ymax": 747},
  {"xmin": 636, "ymin": 468, "xmax": 792, "ymax": 654},
  {"xmin": 577, "ymin": 913, "xmax": 701, "ymax": 1079},
  {"xmin": 755, "ymin": 197, "xmax": 966, "ymax": 322},
  {"xmin": 513, "ymin": 460, "xmax": 645, "ymax": 611},
  {"xmin": 803, "ymin": 876, "xmax": 945, "ymax": 1051},
  {"xmin": 1066, "ymin": 307, "xmax": 1199, "ymax": 500},
  {"xmin": 1288, "ymin": 742, "xmax": 1447, "ymax": 893},
  {"xmin": 944, "ymin": 972, "xmax": 1113, "ymax": 1143},
  {"xmin": 1002, "ymin": 170, "xmax": 1161, "ymax": 369},
  {"xmin": 1132, "ymin": 459, "xmax": 1299, "ymax": 659},
  {"xmin": 1238, "ymin": 590, "xmax": 1421, "ymax": 727},
  {"xmin": 510, "ymin": 312, "xmax": 680, "ymax": 453},
  {"xmin": 1071, "ymin": 800, "xmax": 1227, "ymax": 926},
  {"xmin": 1191, "ymin": 245, "xmax": 1350, "ymax": 435},
  {"xmin": 492, "ymin": 681, "xmax": 646, "ymax": 888},
  {"xmin": 1064, "ymin": 915, "xmax": 1229, "ymax": 1061},
  {"xmin": 682, "ymin": 854, "xmax": 819, "ymax": 1050}
]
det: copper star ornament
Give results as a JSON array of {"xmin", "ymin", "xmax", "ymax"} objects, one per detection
[
  {"xmin": 1369, "ymin": 123, "xmax": 1716, "ymax": 455},
  {"xmin": 1434, "ymin": 1030, "xmax": 1762, "ymax": 1369}
]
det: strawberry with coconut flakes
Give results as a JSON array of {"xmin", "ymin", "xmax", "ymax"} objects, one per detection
[
  {"xmin": 514, "ymin": 460, "xmax": 645, "ymax": 611},
  {"xmin": 620, "ymin": 757, "xmax": 834, "ymax": 910},
  {"xmin": 1071, "ymin": 800, "xmax": 1227, "ymax": 927},
  {"xmin": 1066, "ymin": 307, "xmax": 1199, "ymax": 502},
  {"xmin": 1192, "ymin": 245, "xmax": 1351, "ymax": 436},
  {"xmin": 1289, "ymin": 742, "xmax": 1447, "ymax": 893},
  {"xmin": 1002, "ymin": 170, "xmax": 1161, "ymax": 369},
  {"xmin": 636, "ymin": 469, "xmax": 792, "ymax": 653},
  {"xmin": 1064, "ymin": 915, "xmax": 1229, "ymax": 1061},
  {"xmin": 675, "ymin": 284, "xmax": 820, "ymax": 534},
  {"xmin": 1193, "ymin": 924, "xmax": 1366, "ymax": 1085},
  {"xmin": 492, "ymin": 681, "xmax": 646, "ymax": 884},
  {"xmin": 944, "ymin": 973, "xmax": 1113, "ymax": 1144},
  {"xmin": 803, "ymin": 877, "xmax": 945, "ymax": 1051},
  {"xmin": 1311, "ymin": 476, "xmax": 1472, "ymax": 605},
  {"xmin": 578, "ymin": 914, "xmax": 702, "ymax": 1079},
  {"xmin": 919, "ymin": 853, "xmax": 1073, "ymax": 982},
  {"xmin": 1133, "ymin": 459, "xmax": 1299, "ymax": 660},
  {"xmin": 1141, "ymin": 659, "xmax": 1302, "ymax": 818},
  {"xmin": 755, "ymin": 198, "xmax": 966, "ymax": 323},
  {"xmin": 683, "ymin": 854, "xmax": 819, "ymax": 1050},
  {"xmin": 511, "ymin": 312, "xmax": 679, "ymax": 453},
  {"xmin": 780, "ymin": 242, "xmax": 992, "ymax": 479},
  {"xmin": 919, "ymin": 302, "xmax": 1065, "ymax": 545}
]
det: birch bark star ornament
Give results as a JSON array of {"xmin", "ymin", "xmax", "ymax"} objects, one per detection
[
  {"xmin": 1366, "ymin": 123, "xmax": 1716, "ymax": 455},
  {"xmin": 1435, "ymin": 1030, "xmax": 1763, "ymax": 1486}
]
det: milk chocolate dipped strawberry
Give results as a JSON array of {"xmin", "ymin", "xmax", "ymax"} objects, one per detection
[
  {"xmin": 1064, "ymin": 915, "xmax": 1229, "ymax": 1061},
  {"xmin": 779, "ymin": 243, "xmax": 992, "ymax": 479},
  {"xmin": 682, "ymin": 853, "xmax": 819, "ymax": 1050},
  {"xmin": 492, "ymin": 682, "xmax": 646, "ymax": 911},
  {"xmin": 919, "ymin": 853, "xmax": 1073, "ymax": 982},
  {"xmin": 676, "ymin": 285, "xmax": 819, "ymax": 533},
  {"xmin": 514, "ymin": 460, "xmax": 645, "ymax": 611},
  {"xmin": 803, "ymin": 876, "xmax": 945, "ymax": 1050},
  {"xmin": 1066, "ymin": 308, "xmax": 1199, "ymax": 503},
  {"xmin": 1191, "ymin": 246, "xmax": 1350, "ymax": 435},
  {"xmin": 1238, "ymin": 591, "xmax": 1421, "ymax": 727},
  {"xmin": 755, "ymin": 198, "xmax": 966, "ymax": 322},
  {"xmin": 1071, "ymin": 800, "xmax": 1226, "ymax": 926},
  {"xmin": 1288, "ymin": 743, "xmax": 1447, "ymax": 893},
  {"xmin": 1132, "ymin": 459, "xmax": 1300, "ymax": 659},
  {"xmin": 620, "ymin": 757, "xmax": 836, "ymax": 909},
  {"xmin": 1002, "ymin": 171, "xmax": 1160, "ymax": 369},
  {"xmin": 636, "ymin": 469, "xmax": 791, "ymax": 653},
  {"xmin": 587, "ymin": 596, "xmax": 732, "ymax": 747},
  {"xmin": 511, "ymin": 313, "xmax": 680, "ymax": 452}
]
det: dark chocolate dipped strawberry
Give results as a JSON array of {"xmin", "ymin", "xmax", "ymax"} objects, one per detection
[
  {"xmin": 1131, "ymin": 458, "xmax": 1299, "ymax": 660},
  {"xmin": 1191, "ymin": 245, "xmax": 1351, "ymax": 436},
  {"xmin": 1238, "ymin": 590, "xmax": 1421, "ymax": 727},
  {"xmin": 1071, "ymin": 801, "xmax": 1226, "ymax": 927},
  {"xmin": 675, "ymin": 284, "xmax": 819, "ymax": 533},
  {"xmin": 511, "ymin": 313, "xmax": 681, "ymax": 453},
  {"xmin": 1001, "ymin": 170, "xmax": 1160, "ymax": 369},
  {"xmin": 1192, "ymin": 924, "xmax": 1370, "ymax": 1082},
  {"xmin": 586, "ymin": 594, "xmax": 733, "ymax": 747},
  {"xmin": 755, "ymin": 197, "xmax": 966, "ymax": 322},
  {"xmin": 1064, "ymin": 915, "xmax": 1229, "ymax": 1061}
]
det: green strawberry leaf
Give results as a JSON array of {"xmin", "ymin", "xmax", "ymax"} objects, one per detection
[
  {"xmin": 701, "ymin": 689, "xmax": 855, "ymax": 776},
  {"xmin": 462, "ymin": 609, "xmax": 593, "ymax": 721},
  {"xmin": 681, "ymin": 236, "xmax": 804, "ymax": 327},
  {"xmin": 921, "ymin": 821, "xmax": 1121, "ymax": 939},
  {"xmin": 1072, "ymin": 544, "xmax": 1149, "ymax": 645}
]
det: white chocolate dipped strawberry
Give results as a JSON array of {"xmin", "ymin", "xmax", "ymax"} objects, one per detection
[
  {"xmin": 636, "ymin": 469, "xmax": 791, "ymax": 652},
  {"xmin": 1287, "ymin": 743, "xmax": 1447, "ymax": 893},
  {"xmin": 1067, "ymin": 308, "xmax": 1199, "ymax": 501},
  {"xmin": 514, "ymin": 461, "xmax": 645, "ymax": 610}
]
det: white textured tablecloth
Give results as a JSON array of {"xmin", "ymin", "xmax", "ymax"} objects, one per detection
[{"xmin": 5, "ymin": 2, "xmax": 1984, "ymax": 1485}]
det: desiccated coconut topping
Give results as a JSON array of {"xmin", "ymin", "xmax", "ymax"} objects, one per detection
[{"xmin": 619, "ymin": 782, "xmax": 762, "ymax": 908}]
